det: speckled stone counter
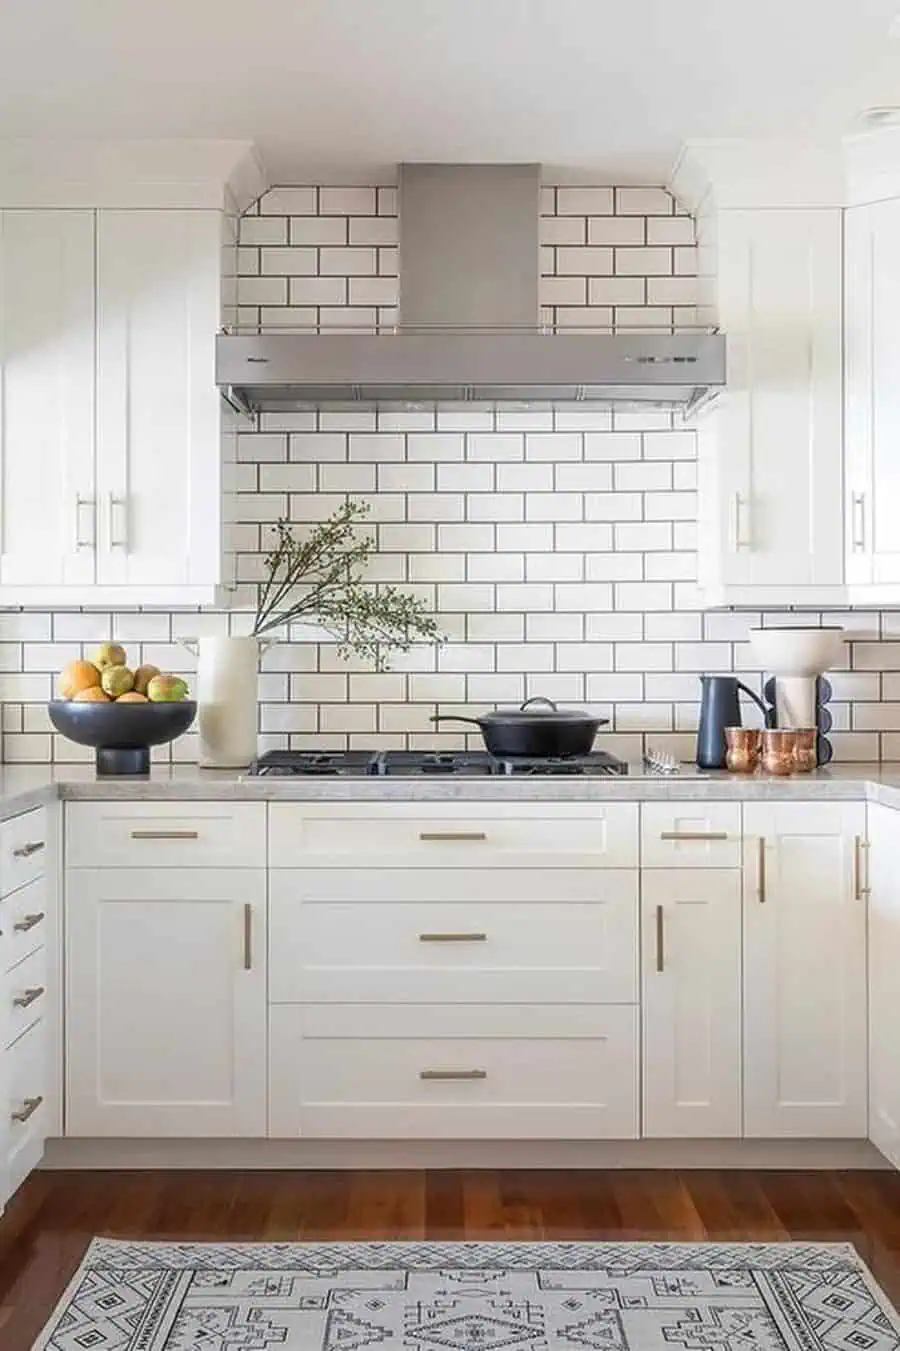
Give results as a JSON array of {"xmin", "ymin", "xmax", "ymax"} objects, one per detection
[{"xmin": 3, "ymin": 761, "xmax": 900, "ymax": 822}]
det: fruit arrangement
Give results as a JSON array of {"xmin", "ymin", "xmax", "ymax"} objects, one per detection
[{"xmin": 58, "ymin": 643, "xmax": 190, "ymax": 705}]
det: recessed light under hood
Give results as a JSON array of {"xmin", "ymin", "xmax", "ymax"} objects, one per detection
[{"xmin": 217, "ymin": 164, "xmax": 725, "ymax": 413}]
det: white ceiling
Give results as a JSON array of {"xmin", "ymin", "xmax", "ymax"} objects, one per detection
[{"xmin": 4, "ymin": 0, "xmax": 900, "ymax": 184}]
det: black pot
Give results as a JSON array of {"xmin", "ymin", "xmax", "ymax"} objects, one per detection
[{"xmin": 430, "ymin": 696, "xmax": 608, "ymax": 758}]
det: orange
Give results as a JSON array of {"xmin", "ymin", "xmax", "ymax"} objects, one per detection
[
  {"xmin": 115, "ymin": 691, "xmax": 149, "ymax": 703},
  {"xmin": 72, "ymin": 686, "xmax": 110, "ymax": 703},
  {"xmin": 59, "ymin": 660, "xmax": 102, "ymax": 700}
]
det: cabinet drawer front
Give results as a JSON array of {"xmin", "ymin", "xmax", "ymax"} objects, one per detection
[
  {"xmin": 270, "ymin": 803, "xmax": 638, "ymax": 869},
  {"xmin": 1, "ymin": 808, "xmax": 48, "ymax": 897},
  {"xmin": 641, "ymin": 804, "xmax": 741, "ymax": 868},
  {"xmin": 269, "ymin": 1003, "xmax": 638, "ymax": 1140},
  {"xmin": 3, "ymin": 876, "xmax": 49, "ymax": 971},
  {"xmin": 7, "ymin": 1020, "xmax": 48, "ymax": 1196},
  {"xmin": 7, "ymin": 944, "xmax": 48, "ymax": 1047},
  {"xmin": 67, "ymin": 802, "xmax": 267, "ymax": 868},
  {"xmin": 270, "ymin": 869, "xmax": 638, "ymax": 1004}
]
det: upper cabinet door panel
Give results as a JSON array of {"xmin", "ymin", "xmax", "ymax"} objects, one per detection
[
  {"xmin": 94, "ymin": 209, "xmax": 221, "ymax": 588},
  {"xmin": 845, "ymin": 200, "xmax": 900, "ymax": 588},
  {"xmin": 0, "ymin": 210, "xmax": 96, "ymax": 589},
  {"xmin": 700, "ymin": 209, "xmax": 844, "ymax": 595}
]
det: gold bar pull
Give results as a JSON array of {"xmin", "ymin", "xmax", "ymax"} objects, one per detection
[
  {"xmin": 12, "ymin": 841, "xmax": 45, "ymax": 858},
  {"xmin": 758, "ymin": 836, "xmax": 766, "ymax": 903},
  {"xmin": 418, "ymin": 831, "xmax": 487, "ymax": 842},
  {"xmin": 13, "ymin": 912, "xmax": 45, "ymax": 933},
  {"xmin": 243, "ymin": 903, "xmax": 253, "ymax": 971},
  {"xmin": 12, "ymin": 986, "xmax": 45, "ymax": 1010},
  {"xmin": 419, "ymin": 932, "xmax": 487, "ymax": 943},
  {"xmin": 130, "ymin": 830, "xmax": 200, "ymax": 841},
  {"xmin": 855, "ymin": 836, "xmax": 871, "ymax": 900},
  {"xmin": 419, "ymin": 1069, "xmax": 487, "ymax": 1081},
  {"xmin": 11, "ymin": 1096, "xmax": 43, "ymax": 1125},
  {"xmin": 660, "ymin": 831, "xmax": 728, "ymax": 842},
  {"xmin": 656, "ymin": 905, "xmax": 665, "ymax": 972}
]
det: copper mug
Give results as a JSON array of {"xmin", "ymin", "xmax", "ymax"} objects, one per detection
[
  {"xmin": 761, "ymin": 729, "xmax": 798, "ymax": 776},
  {"xmin": 790, "ymin": 728, "xmax": 817, "ymax": 774},
  {"xmin": 725, "ymin": 727, "xmax": 762, "ymax": 774}
]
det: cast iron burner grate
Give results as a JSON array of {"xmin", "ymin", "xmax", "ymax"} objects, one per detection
[
  {"xmin": 246, "ymin": 748, "xmax": 630, "ymax": 776},
  {"xmin": 498, "ymin": 751, "xmax": 629, "ymax": 776},
  {"xmin": 247, "ymin": 750, "xmax": 380, "ymax": 776}
]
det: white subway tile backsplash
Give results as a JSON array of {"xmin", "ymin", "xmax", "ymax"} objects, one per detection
[
  {"xmin": 583, "ymin": 432, "xmax": 643, "ymax": 461},
  {"xmin": 525, "ymin": 494, "xmax": 584, "ymax": 522},
  {"xmin": 614, "ymin": 247, "xmax": 672, "ymax": 276},
  {"xmin": 585, "ymin": 493, "xmax": 643, "ymax": 522},
  {"xmin": 616, "ymin": 187, "xmax": 674, "ymax": 216},
  {"xmin": 556, "ymin": 187, "xmax": 614, "ymax": 216},
  {"xmin": 526, "ymin": 554, "xmax": 584, "ymax": 582},
  {"xmin": 555, "ymin": 463, "xmax": 614, "ymax": 492},
  {"xmin": 320, "ymin": 186, "xmax": 376, "ymax": 215},
  {"xmin": 407, "ymin": 433, "xmax": 465, "ymax": 462},
  {"xmin": 496, "ymin": 463, "xmax": 555, "ymax": 493},
  {"xmin": 467, "ymin": 493, "xmax": 525, "ymax": 522},
  {"xmin": 467, "ymin": 553, "xmax": 526, "ymax": 582}
]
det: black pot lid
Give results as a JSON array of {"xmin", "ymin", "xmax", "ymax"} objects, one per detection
[{"xmin": 480, "ymin": 702, "xmax": 597, "ymax": 724}]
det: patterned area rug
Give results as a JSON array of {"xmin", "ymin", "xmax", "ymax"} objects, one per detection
[{"xmin": 32, "ymin": 1239, "xmax": 900, "ymax": 1350}]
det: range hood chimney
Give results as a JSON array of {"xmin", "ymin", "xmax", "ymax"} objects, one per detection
[{"xmin": 217, "ymin": 164, "xmax": 725, "ymax": 411}]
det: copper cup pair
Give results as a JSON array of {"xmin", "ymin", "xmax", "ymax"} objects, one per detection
[{"xmin": 725, "ymin": 727, "xmax": 817, "ymax": 775}]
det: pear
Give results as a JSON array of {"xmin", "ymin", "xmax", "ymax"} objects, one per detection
[
  {"xmin": 101, "ymin": 665, "xmax": 134, "ymax": 698},
  {"xmin": 133, "ymin": 663, "xmax": 161, "ymax": 696},
  {"xmin": 147, "ymin": 673, "xmax": 188, "ymax": 702},
  {"xmin": 95, "ymin": 642, "xmax": 127, "ymax": 670}
]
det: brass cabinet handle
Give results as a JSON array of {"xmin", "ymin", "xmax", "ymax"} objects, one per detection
[
  {"xmin": 855, "ymin": 835, "xmax": 871, "ymax": 899},
  {"xmin": 12, "ymin": 986, "xmax": 45, "ymax": 1010},
  {"xmin": 11, "ymin": 1096, "xmax": 43, "ymax": 1125},
  {"xmin": 660, "ymin": 831, "xmax": 728, "ymax": 842},
  {"xmin": 656, "ymin": 905, "xmax": 665, "ymax": 973},
  {"xmin": 13, "ymin": 912, "xmax": 45, "ymax": 933},
  {"xmin": 419, "ymin": 1069, "xmax": 487, "ymax": 1081},
  {"xmin": 13, "ymin": 841, "xmax": 45, "ymax": 858},
  {"xmin": 418, "ymin": 831, "xmax": 487, "ymax": 842},
  {"xmin": 130, "ymin": 830, "xmax": 200, "ymax": 840},
  {"xmin": 419, "ymin": 932, "xmax": 487, "ymax": 943},
  {"xmin": 758, "ymin": 836, "xmax": 766, "ymax": 903},
  {"xmin": 243, "ymin": 903, "xmax": 253, "ymax": 971}
]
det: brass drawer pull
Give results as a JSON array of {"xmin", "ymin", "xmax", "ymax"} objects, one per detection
[
  {"xmin": 11, "ymin": 1091, "xmax": 43, "ymax": 1124},
  {"xmin": 130, "ymin": 830, "xmax": 200, "ymax": 840},
  {"xmin": 656, "ymin": 904, "xmax": 665, "ymax": 973},
  {"xmin": 419, "ymin": 831, "xmax": 487, "ymax": 842},
  {"xmin": 419, "ymin": 1069, "xmax": 487, "ymax": 1081},
  {"xmin": 243, "ymin": 903, "xmax": 253, "ymax": 971},
  {"xmin": 660, "ymin": 831, "xmax": 728, "ymax": 842},
  {"xmin": 11, "ymin": 1096, "xmax": 43, "ymax": 1125},
  {"xmin": 855, "ymin": 835, "xmax": 871, "ymax": 900},
  {"xmin": 13, "ymin": 986, "xmax": 45, "ymax": 1010},
  {"xmin": 13, "ymin": 912, "xmax": 45, "ymax": 933},
  {"xmin": 12, "ymin": 841, "xmax": 45, "ymax": 858},
  {"xmin": 419, "ymin": 932, "xmax": 487, "ymax": 943},
  {"xmin": 758, "ymin": 836, "xmax": 766, "ymax": 903}
]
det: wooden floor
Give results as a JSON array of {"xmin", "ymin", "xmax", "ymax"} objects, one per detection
[{"xmin": 1, "ymin": 1169, "xmax": 899, "ymax": 1348}]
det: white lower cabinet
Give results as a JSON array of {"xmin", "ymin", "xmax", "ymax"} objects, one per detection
[
  {"xmin": 66, "ymin": 868, "xmax": 266, "ymax": 1137},
  {"xmin": 742, "ymin": 802, "xmax": 868, "ymax": 1138},
  {"xmin": 867, "ymin": 802, "xmax": 900, "ymax": 1168},
  {"xmin": 641, "ymin": 870, "xmax": 742, "ymax": 1138}
]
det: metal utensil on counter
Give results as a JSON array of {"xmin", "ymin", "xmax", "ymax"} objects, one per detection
[{"xmin": 643, "ymin": 747, "xmax": 679, "ymax": 775}]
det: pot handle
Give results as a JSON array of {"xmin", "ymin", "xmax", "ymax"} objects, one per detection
[
  {"xmin": 429, "ymin": 714, "xmax": 483, "ymax": 728},
  {"xmin": 176, "ymin": 637, "xmax": 199, "ymax": 658},
  {"xmin": 737, "ymin": 681, "xmax": 770, "ymax": 725},
  {"xmin": 520, "ymin": 696, "xmax": 558, "ymax": 711}
]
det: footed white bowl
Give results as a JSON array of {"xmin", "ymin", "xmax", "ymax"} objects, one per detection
[{"xmin": 748, "ymin": 626, "xmax": 844, "ymax": 676}]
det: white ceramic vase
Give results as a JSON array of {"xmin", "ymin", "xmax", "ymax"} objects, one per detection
[{"xmin": 179, "ymin": 636, "xmax": 275, "ymax": 769}]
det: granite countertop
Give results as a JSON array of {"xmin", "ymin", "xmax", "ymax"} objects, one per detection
[{"xmin": 2, "ymin": 761, "xmax": 900, "ymax": 822}]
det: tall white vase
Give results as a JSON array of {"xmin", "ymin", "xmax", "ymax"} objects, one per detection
[{"xmin": 179, "ymin": 636, "xmax": 274, "ymax": 769}]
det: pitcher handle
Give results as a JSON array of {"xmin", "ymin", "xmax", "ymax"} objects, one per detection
[
  {"xmin": 736, "ymin": 680, "xmax": 769, "ymax": 724},
  {"xmin": 258, "ymin": 638, "xmax": 279, "ymax": 656},
  {"xmin": 176, "ymin": 637, "xmax": 200, "ymax": 658}
]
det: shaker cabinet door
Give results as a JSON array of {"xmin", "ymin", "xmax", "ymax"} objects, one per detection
[{"xmin": 868, "ymin": 802, "xmax": 900, "ymax": 1170}]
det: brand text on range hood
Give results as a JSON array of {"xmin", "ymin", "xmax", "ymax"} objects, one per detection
[{"xmin": 217, "ymin": 164, "xmax": 725, "ymax": 412}]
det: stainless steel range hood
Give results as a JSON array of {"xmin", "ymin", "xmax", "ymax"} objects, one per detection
[{"xmin": 217, "ymin": 164, "xmax": 725, "ymax": 412}]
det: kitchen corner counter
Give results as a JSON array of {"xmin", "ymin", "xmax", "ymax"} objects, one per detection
[{"xmin": 3, "ymin": 761, "xmax": 900, "ymax": 820}]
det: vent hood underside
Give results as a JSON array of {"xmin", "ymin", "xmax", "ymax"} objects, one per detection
[{"xmin": 217, "ymin": 330, "xmax": 725, "ymax": 413}]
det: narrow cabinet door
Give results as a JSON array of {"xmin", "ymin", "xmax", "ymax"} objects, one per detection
[
  {"xmin": 642, "ymin": 870, "xmax": 741, "ymax": 1138},
  {"xmin": 867, "ymin": 803, "xmax": 900, "ymax": 1169},
  {"xmin": 66, "ymin": 869, "xmax": 266, "ymax": 1137},
  {"xmin": 94, "ymin": 209, "xmax": 221, "ymax": 590},
  {"xmin": 743, "ymin": 802, "xmax": 867, "ymax": 1138},
  {"xmin": 0, "ymin": 210, "xmax": 95, "ymax": 589}
]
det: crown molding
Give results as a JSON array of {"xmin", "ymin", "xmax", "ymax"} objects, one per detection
[
  {"xmin": 844, "ymin": 126, "xmax": 900, "ymax": 206},
  {"xmin": 670, "ymin": 139, "xmax": 845, "ymax": 214}
]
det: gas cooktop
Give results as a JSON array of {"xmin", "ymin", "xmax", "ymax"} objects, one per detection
[{"xmin": 247, "ymin": 749, "xmax": 629, "ymax": 777}]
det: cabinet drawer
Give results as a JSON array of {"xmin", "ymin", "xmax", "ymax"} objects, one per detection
[
  {"xmin": 269, "ymin": 1003, "xmax": 638, "ymax": 1140},
  {"xmin": 641, "ymin": 803, "xmax": 742, "ymax": 868},
  {"xmin": 270, "ymin": 869, "xmax": 638, "ymax": 1004},
  {"xmin": 3, "ymin": 876, "xmax": 48, "ymax": 972},
  {"xmin": 67, "ymin": 802, "xmax": 267, "ymax": 868},
  {"xmin": 7, "ymin": 944, "xmax": 47, "ymax": 1047},
  {"xmin": 0, "ymin": 808, "xmax": 48, "ymax": 897},
  {"xmin": 7, "ymin": 1020, "xmax": 48, "ymax": 1197},
  {"xmin": 269, "ymin": 803, "xmax": 638, "ymax": 869}
]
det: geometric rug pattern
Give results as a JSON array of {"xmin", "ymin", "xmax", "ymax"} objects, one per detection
[{"xmin": 32, "ymin": 1239, "xmax": 900, "ymax": 1350}]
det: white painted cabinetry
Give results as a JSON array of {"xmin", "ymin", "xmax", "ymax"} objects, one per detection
[
  {"xmin": 697, "ymin": 208, "xmax": 845, "ymax": 606},
  {"xmin": 867, "ymin": 801, "xmax": 900, "ymax": 1169},
  {"xmin": 742, "ymin": 801, "xmax": 868, "ymax": 1138}
]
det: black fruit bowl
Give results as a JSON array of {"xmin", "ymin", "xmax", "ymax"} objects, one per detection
[{"xmin": 48, "ymin": 700, "xmax": 197, "ymax": 776}]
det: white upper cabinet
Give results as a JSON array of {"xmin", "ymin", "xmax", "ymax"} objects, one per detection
[
  {"xmin": 697, "ymin": 208, "xmax": 844, "ymax": 605},
  {"xmin": 742, "ymin": 801, "xmax": 867, "ymax": 1138},
  {"xmin": 0, "ymin": 211, "xmax": 96, "ymax": 592},
  {"xmin": 95, "ymin": 210, "xmax": 224, "ymax": 594},
  {"xmin": 845, "ymin": 199, "xmax": 900, "ymax": 596}
]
